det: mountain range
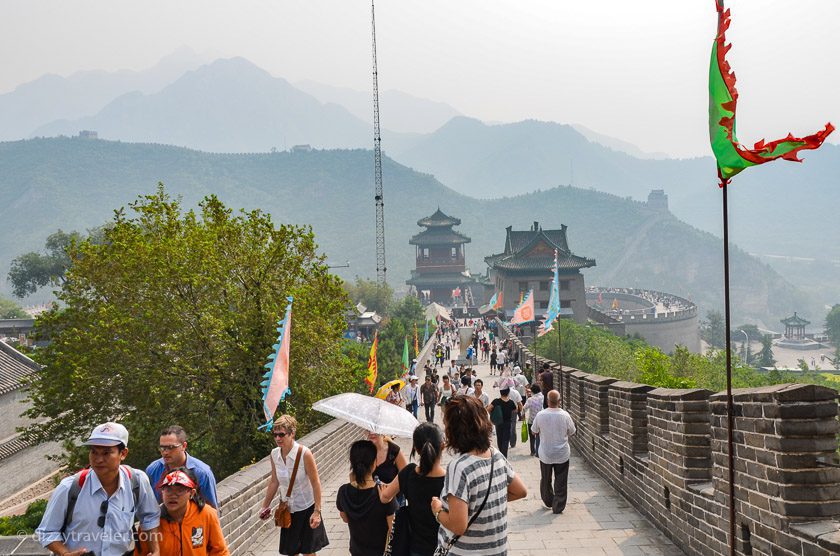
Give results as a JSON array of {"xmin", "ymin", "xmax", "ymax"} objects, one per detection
[
  {"xmin": 3, "ymin": 53, "xmax": 837, "ymax": 321},
  {"xmin": 0, "ymin": 47, "xmax": 209, "ymax": 142},
  {"xmin": 0, "ymin": 138, "xmax": 818, "ymax": 329}
]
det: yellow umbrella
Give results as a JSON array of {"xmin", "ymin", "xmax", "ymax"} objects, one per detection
[{"xmin": 375, "ymin": 379, "xmax": 405, "ymax": 400}]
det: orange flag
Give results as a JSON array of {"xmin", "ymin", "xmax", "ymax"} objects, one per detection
[
  {"xmin": 511, "ymin": 290, "xmax": 535, "ymax": 324},
  {"xmin": 364, "ymin": 332, "xmax": 379, "ymax": 393}
]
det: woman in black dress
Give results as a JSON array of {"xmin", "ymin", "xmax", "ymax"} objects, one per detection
[
  {"xmin": 337, "ymin": 440, "xmax": 398, "ymax": 556},
  {"xmin": 378, "ymin": 423, "xmax": 446, "ymax": 556}
]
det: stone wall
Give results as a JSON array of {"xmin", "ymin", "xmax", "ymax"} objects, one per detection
[
  {"xmin": 217, "ymin": 418, "xmax": 366, "ymax": 556},
  {"xmin": 498, "ymin": 320, "xmax": 840, "ymax": 556}
]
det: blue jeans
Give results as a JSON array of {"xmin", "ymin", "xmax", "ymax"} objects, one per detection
[{"xmin": 410, "ymin": 400, "xmax": 419, "ymax": 419}]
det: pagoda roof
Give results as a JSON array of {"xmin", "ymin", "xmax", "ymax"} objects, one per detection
[
  {"xmin": 406, "ymin": 271, "xmax": 477, "ymax": 287},
  {"xmin": 409, "ymin": 227, "xmax": 471, "ymax": 246},
  {"xmin": 781, "ymin": 312, "xmax": 810, "ymax": 327},
  {"xmin": 417, "ymin": 209, "xmax": 461, "ymax": 228},
  {"xmin": 485, "ymin": 222, "xmax": 595, "ymax": 273}
]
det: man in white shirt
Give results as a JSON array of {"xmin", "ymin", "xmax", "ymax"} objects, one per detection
[
  {"xmin": 531, "ymin": 390, "xmax": 576, "ymax": 514},
  {"xmin": 506, "ymin": 386, "xmax": 523, "ymax": 448},
  {"xmin": 403, "ymin": 376, "xmax": 420, "ymax": 419}
]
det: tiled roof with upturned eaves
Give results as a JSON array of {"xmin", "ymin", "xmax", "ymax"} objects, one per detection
[
  {"xmin": 0, "ymin": 341, "xmax": 40, "ymax": 396},
  {"xmin": 781, "ymin": 312, "xmax": 810, "ymax": 327},
  {"xmin": 409, "ymin": 227, "xmax": 471, "ymax": 246},
  {"xmin": 417, "ymin": 209, "xmax": 461, "ymax": 228},
  {"xmin": 488, "ymin": 223, "xmax": 594, "ymax": 273}
]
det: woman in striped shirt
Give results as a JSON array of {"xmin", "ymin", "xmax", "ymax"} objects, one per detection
[{"xmin": 430, "ymin": 396, "xmax": 527, "ymax": 554}]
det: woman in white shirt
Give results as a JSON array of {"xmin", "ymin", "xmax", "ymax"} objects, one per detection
[{"xmin": 259, "ymin": 415, "xmax": 329, "ymax": 555}]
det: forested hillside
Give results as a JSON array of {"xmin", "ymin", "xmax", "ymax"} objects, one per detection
[{"xmin": 0, "ymin": 138, "xmax": 816, "ymax": 327}]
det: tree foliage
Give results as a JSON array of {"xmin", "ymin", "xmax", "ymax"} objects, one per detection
[
  {"xmin": 7, "ymin": 230, "xmax": 86, "ymax": 298},
  {"xmin": 534, "ymin": 319, "xmax": 835, "ymax": 393},
  {"xmin": 755, "ymin": 334, "xmax": 776, "ymax": 368},
  {"xmin": 23, "ymin": 187, "xmax": 357, "ymax": 478},
  {"xmin": 700, "ymin": 310, "xmax": 726, "ymax": 349},
  {"xmin": 344, "ymin": 278, "xmax": 393, "ymax": 315},
  {"xmin": 826, "ymin": 305, "xmax": 840, "ymax": 346},
  {"xmin": 0, "ymin": 295, "xmax": 28, "ymax": 318}
]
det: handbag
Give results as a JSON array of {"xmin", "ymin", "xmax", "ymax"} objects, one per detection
[
  {"xmin": 490, "ymin": 403, "xmax": 503, "ymax": 426},
  {"xmin": 274, "ymin": 446, "xmax": 304, "ymax": 529},
  {"xmin": 433, "ymin": 452, "xmax": 496, "ymax": 556},
  {"xmin": 521, "ymin": 420, "xmax": 529, "ymax": 443}
]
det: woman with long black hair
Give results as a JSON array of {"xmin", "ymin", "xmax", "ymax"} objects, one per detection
[
  {"xmin": 336, "ymin": 440, "xmax": 398, "ymax": 556},
  {"xmin": 378, "ymin": 423, "xmax": 446, "ymax": 556}
]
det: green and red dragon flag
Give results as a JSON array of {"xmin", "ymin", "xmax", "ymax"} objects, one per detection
[{"xmin": 709, "ymin": 0, "xmax": 833, "ymax": 186}]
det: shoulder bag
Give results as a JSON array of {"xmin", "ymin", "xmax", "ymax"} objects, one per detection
[
  {"xmin": 274, "ymin": 446, "xmax": 304, "ymax": 529},
  {"xmin": 433, "ymin": 452, "xmax": 496, "ymax": 556}
]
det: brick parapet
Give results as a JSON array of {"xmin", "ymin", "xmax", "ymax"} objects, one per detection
[
  {"xmin": 217, "ymin": 419, "xmax": 366, "ymax": 556},
  {"xmin": 494, "ymin": 318, "xmax": 840, "ymax": 556}
]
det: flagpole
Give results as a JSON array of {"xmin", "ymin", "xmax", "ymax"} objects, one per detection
[{"xmin": 721, "ymin": 179, "xmax": 736, "ymax": 556}]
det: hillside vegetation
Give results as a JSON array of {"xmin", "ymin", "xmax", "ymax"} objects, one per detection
[{"xmin": 0, "ymin": 138, "xmax": 816, "ymax": 327}]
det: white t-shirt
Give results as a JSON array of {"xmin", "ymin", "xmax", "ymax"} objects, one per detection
[{"xmin": 531, "ymin": 408, "xmax": 576, "ymax": 464}]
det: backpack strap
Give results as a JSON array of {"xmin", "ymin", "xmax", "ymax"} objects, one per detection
[
  {"xmin": 61, "ymin": 466, "xmax": 141, "ymax": 534},
  {"xmin": 61, "ymin": 469, "xmax": 89, "ymax": 535}
]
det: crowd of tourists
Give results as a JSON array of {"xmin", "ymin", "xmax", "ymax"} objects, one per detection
[{"xmin": 35, "ymin": 318, "xmax": 575, "ymax": 556}]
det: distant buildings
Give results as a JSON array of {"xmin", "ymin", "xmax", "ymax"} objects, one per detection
[
  {"xmin": 485, "ymin": 222, "xmax": 595, "ymax": 324},
  {"xmin": 406, "ymin": 209, "xmax": 480, "ymax": 305},
  {"xmin": 647, "ymin": 189, "xmax": 669, "ymax": 212},
  {"xmin": 78, "ymin": 130, "xmax": 98, "ymax": 139}
]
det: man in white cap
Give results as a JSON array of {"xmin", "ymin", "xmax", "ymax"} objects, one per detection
[{"xmin": 36, "ymin": 422, "xmax": 161, "ymax": 556}]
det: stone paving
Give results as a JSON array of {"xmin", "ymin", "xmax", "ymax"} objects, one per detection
[{"xmin": 249, "ymin": 354, "xmax": 683, "ymax": 556}]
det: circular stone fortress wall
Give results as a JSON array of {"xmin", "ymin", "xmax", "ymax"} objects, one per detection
[{"xmin": 586, "ymin": 287, "xmax": 701, "ymax": 353}]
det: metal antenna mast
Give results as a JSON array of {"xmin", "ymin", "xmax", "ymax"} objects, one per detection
[{"xmin": 371, "ymin": 0, "xmax": 386, "ymax": 285}]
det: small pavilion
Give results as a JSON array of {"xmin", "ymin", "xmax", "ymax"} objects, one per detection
[{"xmin": 781, "ymin": 312, "xmax": 810, "ymax": 340}]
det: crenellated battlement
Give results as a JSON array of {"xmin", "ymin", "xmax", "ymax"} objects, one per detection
[{"xmin": 498, "ymin": 320, "xmax": 840, "ymax": 555}]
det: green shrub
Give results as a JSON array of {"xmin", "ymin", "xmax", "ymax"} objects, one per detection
[{"xmin": 0, "ymin": 499, "xmax": 47, "ymax": 535}]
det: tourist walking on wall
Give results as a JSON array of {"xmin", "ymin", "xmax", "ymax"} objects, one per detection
[
  {"xmin": 146, "ymin": 425, "xmax": 219, "ymax": 508},
  {"xmin": 404, "ymin": 376, "xmax": 421, "ymax": 419},
  {"xmin": 430, "ymin": 396, "xmax": 527, "ymax": 555},
  {"xmin": 386, "ymin": 383, "xmax": 404, "ymax": 407},
  {"xmin": 531, "ymin": 390, "xmax": 576, "ymax": 514},
  {"xmin": 439, "ymin": 375, "xmax": 455, "ymax": 408},
  {"xmin": 539, "ymin": 363, "xmax": 554, "ymax": 409},
  {"xmin": 488, "ymin": 389, "xmax": 519, "ymax": 457},
  {"xmin": 420, "ymin": 375, "xmax": 440, "ymax": 423},
  {"xmin": 337, "ymin": 440, "xmax": 398, "ymax": 556},
  {"xmin": 378, "ymin": 423, "xmax": 446, "ymax": 556},
  {"xmin": 259, "ymin": 415, "xmax": 329, "ymax": 555},
  {"xmin": 153, "ymin": 468, "xmax": 230, "ymax": 555},
  {"xmin": 524, "ymin": 384, "xmax": 544, "ymax": 457},
  {"xmin": 36, "ymin": 422, "xmax": 161, "ymax": 556}
]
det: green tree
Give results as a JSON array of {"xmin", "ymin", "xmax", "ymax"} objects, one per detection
[
  {"xmin": 0, "ymin": 296, "xmax": 28, "ymax": 318},
  {"xmin": 755, "ymin": 334, "xmax": 776, "ymax": 368},
  {"xmin": 23, "ymin": 187, "xmax": 356, "ymax": 479},
  {"xmin": 7, "ymin": 230, "xmax": 86, "ymax": 298},
  {"xmin": 701, "ymin": 310, "xmax": 726, "ymax": 349},
  {"xmin": 826, "ymin": 305, "xmax": 840, "ymax": 345},
  {"xmin": 344, "ymin": 278, "xmax": 393, "ymax": 315}
]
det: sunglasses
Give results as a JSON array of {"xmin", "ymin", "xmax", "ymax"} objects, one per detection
[
  {"xmin": 158, "ymin": 444, "xmax": 182, "ymax": 453},
  {"xmin": 98, "ymin": 500, "xmax": 108, "ymax": 527},
  {"xmin": 273, "ymin": 431, "xmax": 287, "ymax": 438}
]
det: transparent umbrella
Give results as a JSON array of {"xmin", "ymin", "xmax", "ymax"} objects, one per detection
[{"xmin": 312, "ymin": 392, "xmax": 419, "ymax": 437}]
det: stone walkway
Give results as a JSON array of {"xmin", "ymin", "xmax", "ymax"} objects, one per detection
[{"xmin": 249, "ymin": 355, "xmax": 683, "ymax": 555}]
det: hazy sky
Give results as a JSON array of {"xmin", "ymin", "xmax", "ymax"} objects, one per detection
[{"xmin": 2, "ymin": 0, "xmax": 838, "ymax": 158}]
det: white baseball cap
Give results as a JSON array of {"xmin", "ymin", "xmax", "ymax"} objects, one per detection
[{"xmin": 84, "ymin": 422, "xmax": 129, "ymax": 447}]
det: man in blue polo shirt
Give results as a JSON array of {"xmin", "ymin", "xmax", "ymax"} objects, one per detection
[{"xmin": 145, "ymin": 425, "xmax": 219, "ymax": 508}]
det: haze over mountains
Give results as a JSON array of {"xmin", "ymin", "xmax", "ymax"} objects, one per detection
[
  {"xmin": 0, "ymin": 138, "xmax": 813, "ymax": 328},
  {"xmin": 2, "ymin": 52, "xmax": 837, "ymax": 324},
  {"xmin": 0, "ymin": 47, "xmax": 210, "ymax": 142}
]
